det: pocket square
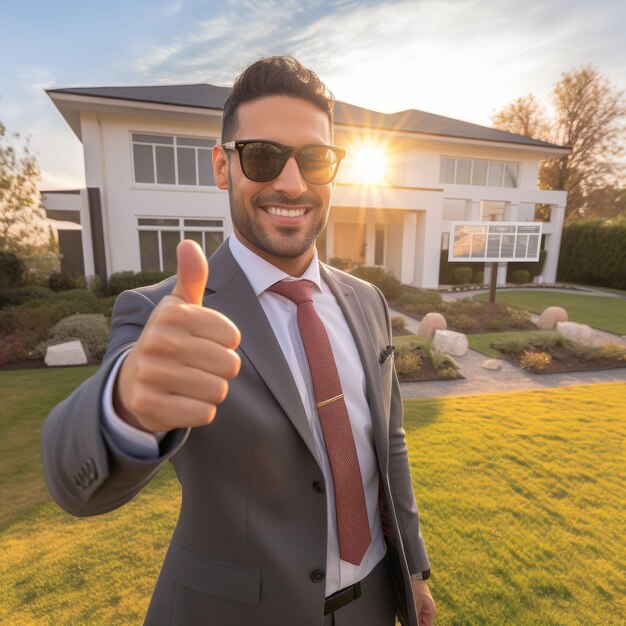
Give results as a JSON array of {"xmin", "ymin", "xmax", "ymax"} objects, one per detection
[{"xmin": 379, "ymin": 345, "xmax": 395, "ymax": 364}]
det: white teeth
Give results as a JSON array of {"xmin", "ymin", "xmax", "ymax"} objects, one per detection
[{"xmin": 267, "ymin": 207, "xmax": 305, "ymax": 217}]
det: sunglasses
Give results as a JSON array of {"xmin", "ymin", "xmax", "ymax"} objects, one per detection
[{"xmin": 222, "ymin": 140, "xmax": 346, "ymax": 185}]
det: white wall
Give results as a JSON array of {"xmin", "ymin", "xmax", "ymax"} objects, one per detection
[{"xmin": 80, "ymin": 112, "xmax": 231, "ymax": 274}]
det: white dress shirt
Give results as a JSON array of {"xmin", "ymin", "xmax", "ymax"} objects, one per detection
[{"xmin": 102, "ymin": 234, "xmax": 386, "ymax": 595}]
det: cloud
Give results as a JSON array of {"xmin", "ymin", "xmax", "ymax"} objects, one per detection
[{"xmin": 164, "ymin": 1, "xmax": 183, "ymax": 16}]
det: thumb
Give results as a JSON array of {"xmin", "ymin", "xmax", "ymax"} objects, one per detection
[{"xmin": 171, "ymin": 239, "xmax": 209, "ymax": 305}]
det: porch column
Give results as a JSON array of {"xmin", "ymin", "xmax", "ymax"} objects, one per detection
[
  {"xmin": 365, "ymin": 214, "xmax": 376, "ymax": 266},
  {"xmin": 400, "ymin": 212, "xmax": 417, "ymax": 284},
  {"xmin": 504, "ymin": 202, "xmax": 519, "ymax": 221},
  {"xmin": 412, "ymin": 209, "xmax": 440, "ymax": 289},
  {"xmin": 542, "ymin": 205, "xmax": 566, "ymax": 283},
  {"xmin": 464, "ymin": 200, "xmax": 481, "ymax": 220}
]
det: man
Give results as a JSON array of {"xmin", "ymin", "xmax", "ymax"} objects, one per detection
[{"xmin": 42, "ymin": 56, "xmax": 435, "ymax": 626}]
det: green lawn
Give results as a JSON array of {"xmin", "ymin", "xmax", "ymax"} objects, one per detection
[
  {"xmin": 474, "ymin": 290, "xmax": 626, "ymax": 335},
  {"xmin": 1, "ymin": 367, "xmax": 625, "ymax": 625},
  {"xmin": 467, "ymin": 330, "xmax": 560, "ymax": 358}
]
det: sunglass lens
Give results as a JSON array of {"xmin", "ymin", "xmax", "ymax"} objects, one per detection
[
  {"xmin": 298, "ymin": 146, "xmax": 338, "ymax": 184},
  {"xmin": 241, "ymin": 142, "xmax": 285, "ymax": 182}
]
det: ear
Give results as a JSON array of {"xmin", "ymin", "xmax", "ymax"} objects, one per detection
[{"xmin": 213, "ymin": 145, "xmax": 229, "ymax": 190}]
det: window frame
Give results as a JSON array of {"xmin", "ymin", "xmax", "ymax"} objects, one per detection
[
  {"xmin": 131, "ymin": 132, "xmax": 217, "ymax": 188},
  {"xmin": 439, "ymin": 156, "xmax": 520, "ymax": 188},
  {"xmin": 137, "ymin": 217, "xmax": 225, "ymax": 272}
]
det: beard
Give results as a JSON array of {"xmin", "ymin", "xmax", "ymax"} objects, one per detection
[{"xmin": 229, "ymin": 190, "xmax": 329, "ymax": 260}]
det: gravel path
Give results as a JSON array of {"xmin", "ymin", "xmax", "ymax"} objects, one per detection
[{"xmin": 389, "ymin": 307, "xmax": 626, "ymax": 399}]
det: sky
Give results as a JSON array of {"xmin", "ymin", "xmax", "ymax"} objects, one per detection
[{"xmin": 1, "ymin": 0, "xmax": 624, "ymax": 189}]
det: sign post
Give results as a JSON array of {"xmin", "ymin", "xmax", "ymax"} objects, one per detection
[{"xmin": 448, "ymin": 222, "xmax": 543, "ymax": 304}]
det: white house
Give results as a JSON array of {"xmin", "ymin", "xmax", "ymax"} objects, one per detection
[{"xmin": 43, "ymin": 84, "xmax": 569, "ymax": 288}]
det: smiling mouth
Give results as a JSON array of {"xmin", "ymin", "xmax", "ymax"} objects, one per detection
[{"xmin": 265, "ymin": 206, "xmax": 307, "ymax": 217}]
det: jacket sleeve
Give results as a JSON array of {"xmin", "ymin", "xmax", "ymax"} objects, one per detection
[
  {"xmin": 376, "ymin": 287, "xmax": 430, "ymax": 574},
  {"xmin": 41, "ymin": 288, "xmax": 188, "ymax": 517}
]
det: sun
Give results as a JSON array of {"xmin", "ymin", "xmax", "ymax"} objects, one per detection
[{"xmin": 342, "ymin": 140, "xmax": 388, "ymax": 186}]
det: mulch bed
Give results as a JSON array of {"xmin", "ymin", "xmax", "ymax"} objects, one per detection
[
  {"xmin": 497, "ymin": 345, "xmax": 626, "ymax": 374},
  {"xmin": 396, "ymin": 345, "xmax": 464, "ymax": 382}
]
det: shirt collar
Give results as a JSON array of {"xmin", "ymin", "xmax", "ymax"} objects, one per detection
[{"xmin": 228, "ymin": 234, "xmax": 322, "ymax": 296}]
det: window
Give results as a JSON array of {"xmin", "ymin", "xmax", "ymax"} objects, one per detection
[
  {"xmin": 132, "ymin": 134, "xmax": 216, "ymax": 187},
  {"xmin": 137, "ymin": 217, "xmax": 224, "ymax": 272},
  {"xmin": 439, "ymin": 156, "xmax": 519, "ymax": 188},
  {"xmin": 440, "ymin": 157, "xmax": 455, "ymax": 184}
]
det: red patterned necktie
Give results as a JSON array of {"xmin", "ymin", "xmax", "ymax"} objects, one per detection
[{"xmin": 268, "ymin": 279, "xmax": 371, "ymax": 565}]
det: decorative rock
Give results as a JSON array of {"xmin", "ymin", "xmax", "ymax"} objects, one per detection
[
  {"xmin": 537, "ymin": 306, "xmax": 568, "ymax": 330},
  {"xmin": 482, "ymin": 359, "xmax": 503, "ymax": 371},
  {"xmin": 418, "ymin": 312, "xmax": 447, "ymax": 340},
  {"xmin": 45, "ymin": 340, "xmax": 88, "ymax": 367},
  {"xmin": 433, "ymin": 329, "xmax": 469, "ymax": 356},
  {"xmin": 556, "ymin": 321, "xmax": 600, "ymax": 347}
]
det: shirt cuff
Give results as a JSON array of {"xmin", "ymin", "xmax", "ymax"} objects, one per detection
[{"xmin": 101, "ymin": 348, "xmax": 166, "ymax": 459}]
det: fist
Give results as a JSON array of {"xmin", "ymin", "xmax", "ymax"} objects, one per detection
[{"xmin": 114, "ymin": 240, "xmax": 241, "ymax": 433}]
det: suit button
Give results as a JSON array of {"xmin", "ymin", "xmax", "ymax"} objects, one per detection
[
  {"xmin": 311, "ymin": 570, "xmax": 326, "ymax": 583},
  {"xmin": 312, "ymin": 481, "xmax": 325, "ymax": 494}
]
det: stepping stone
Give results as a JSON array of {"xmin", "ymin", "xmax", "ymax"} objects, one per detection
[
  {"xmin": 45, "ymin": 340, "xmax": 88, "ymax": 366},
  {"xmin": 482, "ymin": 359, "xmax": 503, "ymax": 371}
]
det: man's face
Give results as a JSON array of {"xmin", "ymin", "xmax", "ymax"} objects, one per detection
[{"xmin": 213, "ymin": 96, "xmax": 333, "ymax": 275}]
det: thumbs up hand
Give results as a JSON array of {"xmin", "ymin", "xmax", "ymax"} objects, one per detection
[{"xmin": 114, "ymin": 240, "xmax": 241, "ymax": 433}]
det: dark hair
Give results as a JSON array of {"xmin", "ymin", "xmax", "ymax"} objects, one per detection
[{"xmin": 221, "ymin": 56, "xmax": 335, "ymax": 142}]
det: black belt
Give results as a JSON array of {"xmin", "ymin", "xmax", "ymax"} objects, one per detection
[{"xmin": 324, "ymin": 581, "xmax": 361, "ymax": 615}]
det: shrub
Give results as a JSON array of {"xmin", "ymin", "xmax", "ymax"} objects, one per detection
[
  {"xmin": 519, "ymin": 350, "xmax": 552, "ymax": 372},
  {"xmin": 49, "ymin": 272, "xmax": 86, "ymax": 292},
  {"xmin": 428, "ymin": 347, "xmax": 459, "ymax": 371},
  {"xmin": 511, "ymin": 269, "xmax": 531, "ymax": 284},
  {"xmin": 0, "ymin": 285, "xmax": 54, "ymax": 309},
  {"xmin": 328, "ymin": 257, "xmax": 352, "ymax": 271},
  {"xmin": 438, "ymin": 366, "xmax": 459, "ymax": 379},
  {"xmin": 395, "ymin": 351, "xmax": 422, "ymax": 378},
  {"xmin": 0, "ymin": 333, "xmax": 31, "ymax": 366},
  {"xmin": 483, "ymin": 318, "xmax": 509, "ymax": 331},
  {"xmin": 447, "ymin": 313, "xmax": 479, "ymax": 332},
  {"xmin": 0, "ymin": 306, "xmax": 56, "ymax": 341},
  {"xmin": 96, "ymin": 295, "xmax": 118, "ymax": 318},
  {"xmin": 473, "ymin": 270, "xmax": 484, "ymax": 284},
  {"xmin": 391, "ymin": 316, "xmax": 406, "ymax": 332},
  {"xmin": 0, "ymin": 250, "xmax": 26, "ymax": 290},
  {"xmin": 53, "ymin": 288, "xmax": 99, "ymax": 307},
  {"xmin": 349, "ymin": 266, "xmax": 402, "ymax": 300},
  {"xmin": 599, "ymin": 342, "xmax": 626, "ymax": 362},
  {"xmin": 397, "ymin": 288, "xmax": 442, "ymax": 307},
  {"xmin": 558, "ymin": 220, "xmax": 626, "ymax": 289},
  {"xmin": 108, "ymin": 270, "xmax": 172, "ymax": 296},
  {"xmin": 49, "ymin": 314, "xmax": 110, "ymax": 359},
  {"xmin": 86, "ymin": 274, "xmax": 103, "ymax": 295},
  {"xmin": 492, "ymin": 336, "xmax": 531, "ymax": 354},
  {"xmin": 452, "ymin": 267, "xmax": 473, "ymax": 285}
]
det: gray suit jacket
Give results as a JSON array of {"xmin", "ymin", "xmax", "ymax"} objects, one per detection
[{"xmin": 42, "ymin": 242, "xmax": 429, "ymax": 626}]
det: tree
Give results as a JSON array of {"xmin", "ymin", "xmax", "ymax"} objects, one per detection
[
  {"xmin": 0, "ymin": 120, "xmax": 59, "ymax": 282},
  {"xmin": 492, "ymin": 66, "xmax": 626, "ymax": 220}
]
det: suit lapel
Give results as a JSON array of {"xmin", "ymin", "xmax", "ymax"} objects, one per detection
[
  {"xmin": 320, "ymin": 264, "xmax": 390, "ymax": 472},
  {"xmin": 203, "ymin": 243, "xmax": 318, "ymax": 462}
]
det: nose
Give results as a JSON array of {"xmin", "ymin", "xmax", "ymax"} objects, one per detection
[{"xmin": 272, "ymin": 156, "xmax": 307, "ymax": 198}]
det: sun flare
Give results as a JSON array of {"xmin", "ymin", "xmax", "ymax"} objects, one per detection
[{"xmin": 343, "ymin": 141, "xmax": 388, "ymax": 186}]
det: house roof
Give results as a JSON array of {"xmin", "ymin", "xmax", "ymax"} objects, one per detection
[{"xmin": 46, "ymin": 83, "xmax": 567, "ymax": 151}]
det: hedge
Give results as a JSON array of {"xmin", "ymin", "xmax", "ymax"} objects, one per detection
[
  {"xmin": 557, "ymin": 220, "xmax": 626, "ymax": 289},
  {"xmin": 108, "ymin": 270, "xmax": 172, "ymax": 295},
  {"xmin": 349, "ymin": 266, "xmax": 402, "ymax": 300}
]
